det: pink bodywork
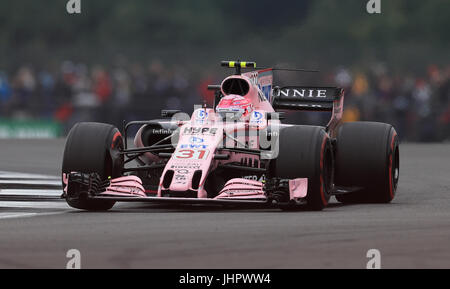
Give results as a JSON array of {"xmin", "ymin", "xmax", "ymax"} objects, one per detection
[
  {"xmin": 156, "ymin": 106, "xmax": 279, "ymax": 198},
  {"xmin": 148, "ymin": 70, "xmax": 279, "ymax": 199},
  {"xmin": 97, "ymin": 176, "xmax": 308, "ymax": 202},
  {"xmin": 215, "ymin": 178, "xmax": 307, "ymax": 201},
  {"xmin": 95, "ymin": 69, "xmax": 310, "ymax": 202},
  {"xmin": 215, "ymin": 178, "xmax": 266, "ymax": 200},
  {"xmin": 62, "ymin": 65, "xmax": 349, "ymax": 207},
  {"xmin": 99, "ymin": 176, "xmax": 146, "ymax": 197},
  {"xmin": 289, "ymin": 178, "xmax": 308, "ymax": 199}
]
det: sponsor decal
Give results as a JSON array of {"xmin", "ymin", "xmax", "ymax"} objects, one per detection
[
  {"xmin": 189, "ymin": 136, "xmax": 204, "ymax": 143},
  {"xmin": 180, "ymin": 136, "xmax": 207, "ymax": 149},
  {"xmin": 277, "ymin": 88, "xmax": 328, "ymax": 98},
  {"xmin": 243, "ymin": 175, "xmax": 266, "ymax": 182},
  {"xmin": 253, "ymin": 111, "xmax": 263, "ymax": 120},
  {"xmin": 243, "ymin": 69, "xmax": 273, "ymax": 102},
  {"xmin": 174, "ymin": 149, "xmax": 209, "ymax": 160},
  {"xmin": 172, "ymin": 168, "xmax": 191, "ymax": 185},
  {"xmin": 174, "ymin": 173, "xmax": 188, "ymax": 184},
  {"xmin": 183, "ymin": 127, "xmax": 218, "ymax": 136},
  {"xmin": 250, "ymin": 111, "xmax": 264, "ymax": 124},
  {"xmin": 195, "ymin": 109, "xmax": 208, "ymax": 124},
  {"xmin": 180, "ymin": 144, "xmax": 208, "ymax": 149},
  {"xmin": 197, "ymin": 109, "xmax": 208, "ymax": 119},
  {"xmin": 223, "ymin": 190, "xmax": 262, "ymax": 196},
  {"xmin": 171, "ymin": 164, "xmax": 201, "ymax": 170},
  {"xmin": 246, "ymin": 72, "xmax": 258, "ymax": 85},
  {"xmin": 258, "ymin": 71, "xmax": 273, "ymax": 102},
  {"xmin": 260, "ymin": 84, "xmax": 272, "ymax": 102},
  {"xmin": 192, "ymin": 109, "xmax": 209, "ymax": 125},
  {"xmin": 152, "ymin": 128, "xmax": 173, "ymax": 135}
]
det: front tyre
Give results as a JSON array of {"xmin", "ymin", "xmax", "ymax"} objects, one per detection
[
  {"xmin": 270, "ymin": 126, "xmax": 333, "ymax": 211},
  {"xmin": 62, "ymin": 122, "xmax": 124, "ymax": 211}
]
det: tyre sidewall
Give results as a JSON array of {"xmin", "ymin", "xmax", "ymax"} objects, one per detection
[
  {"xmin": 271, "ymin": 126, "xmax": 333, "ymax": 210},
  {"xmin": 62, "ymin": 122, "xmax": 124, "ymax": 210},
  {"xmin": 335, "ymin": 122, "xmax": 399, "ymax": 203}
]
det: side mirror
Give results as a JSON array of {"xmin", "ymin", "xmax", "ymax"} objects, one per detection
[
  {"xmin": 207, "ymin": 85, "xmax": 221, "ymax": 91},
  {"xmin": 207, "ymin": 85, "xmax": 223, "ymax": 109}
]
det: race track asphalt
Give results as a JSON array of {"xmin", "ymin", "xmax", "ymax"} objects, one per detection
[{"xmin": 0, "ymin": 139, "xmax": 449, "ymax": 269}]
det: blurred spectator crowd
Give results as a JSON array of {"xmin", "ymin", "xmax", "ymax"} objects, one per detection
[
  {"xmin": 0, "ymin": 60, "xmax": 448, "ymax": 142},
  {"xmin": 0, "ymin": 60, "xmax": 199, "ymax": 134},
  {"xmin": 333, "ymin": 64, "xmax": 450, "ymax": 142}
]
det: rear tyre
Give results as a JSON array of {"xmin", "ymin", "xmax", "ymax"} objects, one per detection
[
  {"xmin": 334, "ymin": 122, "xmax": 399, "ymax": 204},
  {"xmin": 270, "ymin": 126, "xmax": 333, "ymax": 211},
  {"xmin": 62, "ymin": 122, "xmax": 124, "ymax": 211}
]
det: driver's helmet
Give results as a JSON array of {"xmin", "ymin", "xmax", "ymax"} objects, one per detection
[{"xmin": 216, "ymin": 94, "xmax": 253, "ymax": 121}]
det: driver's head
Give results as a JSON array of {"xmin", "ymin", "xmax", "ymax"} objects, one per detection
[{"xmin": 216, "ymin": 94, "xmax": 253, "ymax": 121}]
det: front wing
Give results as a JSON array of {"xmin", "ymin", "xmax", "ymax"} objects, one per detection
[{"xmin": 65, "ymin": 173, "xmax": 308, "ymax": 207}]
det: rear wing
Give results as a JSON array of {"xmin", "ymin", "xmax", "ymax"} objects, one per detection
[
  {"xmin": 272, "ymin": 86, "xmax": 343, "ymax": 111},
  {"xmin": 272, "ymin": 86, "xmax": 345, "ymax": 137}
]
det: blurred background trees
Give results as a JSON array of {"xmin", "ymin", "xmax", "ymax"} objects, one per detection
[
  {"xmin": 0, "ymin": 0, "xmax": 449, "ymax": 141},
  {"xmin": 0, "ymin": 0, "xmax": 448, "ymax": 70}
]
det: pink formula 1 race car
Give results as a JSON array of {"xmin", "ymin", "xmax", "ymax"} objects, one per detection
[{"xmin": 62, "ymin": 61, "xmax": 400, "ymax": 211}]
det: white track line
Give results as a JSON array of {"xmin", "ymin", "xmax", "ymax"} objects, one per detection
[
  {"xmin": 0, "ymin": 189, "xmax": 62, "ymax": 197},
  {"xmin": 0, "ymin": 171, "xmax": 61, "ymax": 191},
  {"xmin": 0, "ymin": 212, "xmax": 38, "ymax": 219},
  {"xmin": 0, "ymin": 171, "xmax": 62, "ymax": 198},
  {"xmin": 0, "ymin": 199, "xmax": 69, "ymax": 220},
  {"xmin": 0, "ymin": 171, "xmax": 59, "ymax": 180},
  {"xmin": 0, "ymin": 201, "xmax": 68, "ymax": 209},
  {"xmin": 0, "ymin": 172, "xmax": 68, "ymax": 220},
  {"xmin": 0, "ymin": 211, "xmax": 67, "ymax": 220},
  {"xmin": 0, "ymin": 180, "xmax": 61, "ymax": 186}
]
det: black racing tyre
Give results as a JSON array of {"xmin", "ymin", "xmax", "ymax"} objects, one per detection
[
  {"xmin": 62, "ymin": 122, "xmax": 124, "ymax": 211},
  {"xmin": 334, "ymin": 122, "xmax": 399, "ymax": 204},
  {"xmin": 270, "ymin": 126, "xmax": 333, "ymax": 211}
]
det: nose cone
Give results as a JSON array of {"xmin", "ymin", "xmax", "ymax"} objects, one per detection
[{"xmin": 168, "ymin": 170, "xmax": 194, "ymax": 192}]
